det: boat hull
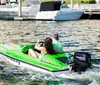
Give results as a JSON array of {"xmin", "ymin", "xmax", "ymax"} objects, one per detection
[
  {"xmin": 36, "ymin": 9, "xmax": 83, "ymax": 21},
  {"xmin": 0, "ymin": 44, "xmax": 73, "ymax": 72},
  {"xmin": 0, "ymin": 5, "xmax": 38, "ymax": 19},
  {"xmin": 96, "ymin": 29, "xmax": 100, "ymax": 32},
  {"xmin": 3, "ymin": 55, "xmax": 53, "ymax": 74},
  {"xmin": 54, "ymin": 9, "xmax": 83, "ymax": 20}
]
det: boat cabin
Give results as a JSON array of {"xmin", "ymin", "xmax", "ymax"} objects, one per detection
[
  {"xmin": 40, "ymin": 1, "xmax": 61, "ymax": 11},
  {"xmin": 39, "ymin": 1, "xmax": 68, "ymax": 11}
]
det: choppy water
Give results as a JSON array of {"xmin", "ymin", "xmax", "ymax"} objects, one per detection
[{"xmin": 0, "ymin": 20, "xmax": 100, "ymax": 85}]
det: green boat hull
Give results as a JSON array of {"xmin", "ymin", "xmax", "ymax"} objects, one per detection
[
  {"xmin": 0, "ymin": 44, "xmax": 74, "ymax": 72},
  {"xmin": 96, "ymin": 29, "xmax": 100, "ymax": 33}
]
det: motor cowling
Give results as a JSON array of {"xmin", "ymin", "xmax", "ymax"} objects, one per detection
[{"xmin": 72, "ymin": 52, "xmax": 91, "ymax": 73}]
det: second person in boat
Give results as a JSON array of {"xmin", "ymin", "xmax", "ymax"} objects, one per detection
[{"xmin": 50, "ymin": 33, "xmax": 63, "ymax": 53}]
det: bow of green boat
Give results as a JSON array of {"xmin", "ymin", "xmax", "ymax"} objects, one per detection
[
  {"xmin": 0, "ymin": 43, "xmax": 74, "ymax": 72},
  {"xmin": 96, "ymin": 29, "xmax": 100, "ymax": 33}
]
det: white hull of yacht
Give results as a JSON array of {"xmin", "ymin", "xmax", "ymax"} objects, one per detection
[
  {"xmin": 0, "ymin": 5, "xmax": 38, "ymax": 19},
  {"xmin": 36, "ymin": 9, "xmax": 83, "ymax": 21},
  {"xmin": 35, "ymin": 1, "xmax": 84, "ymax": 21}
]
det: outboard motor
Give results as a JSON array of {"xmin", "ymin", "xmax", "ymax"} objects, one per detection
[{"xmin": 72, "ymin": 52, "xmax": 91, "ymax": 73}]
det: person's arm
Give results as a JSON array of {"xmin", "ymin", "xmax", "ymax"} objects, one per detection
[
  {"xmin": 35, "ymin": 40, "xmax": 44, "ymax": 51},
  {"xmin": 35, "ymin": 40, "xmax": 40, "ymax": 49}
]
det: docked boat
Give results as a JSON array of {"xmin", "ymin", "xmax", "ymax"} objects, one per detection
[
  {"xmin": 35, "ymin": 1, "xmax": 84, "ymax": 21},
  {"xmin": 0, "ymin": 43, "xmax": 74, "ymax": 73},
  {"xmin": 0, "ymin": 6, "xmax": 31, "ymax": 19},
  {"xmin": 0, "ymin": 0, "xmax": 39, "ymax": 19}
]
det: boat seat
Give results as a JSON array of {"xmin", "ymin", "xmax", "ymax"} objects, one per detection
[{"xmin": 21, "ymin": 44, "xmax": 35, "ymax": 54}]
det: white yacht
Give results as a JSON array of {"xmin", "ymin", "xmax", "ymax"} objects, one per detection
[
  {"xmin": 0, "ymin": 6, "xmax": 35, "ymax": 19},
  {"xmin": 35, "ymin": 1, "xmax": 84, "ymax": 21},
  {"xmin": 0, "ymin": 0, "xmax": 39, "ymax": 19}
]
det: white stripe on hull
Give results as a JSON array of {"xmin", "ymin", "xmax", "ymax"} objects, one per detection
[{"xmin": 4, "ymin": 56, "xmax": 53, "ymax": 74}]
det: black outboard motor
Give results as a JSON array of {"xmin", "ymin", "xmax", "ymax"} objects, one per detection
[{"xmin": 72, "ymin": 52, "xmax": 91, "ymax": 74}]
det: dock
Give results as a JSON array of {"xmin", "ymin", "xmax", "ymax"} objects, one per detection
[
  {"xmin": 13, "ymin": 4, "xmax": 100, "ymax": 20},
  {"xmin": 73, "ymin": 4, "xmax": 100, "ymax": 19},
  {"xmin": 0, "ymin": 4, "xmax": 100, "ymax": 20}
]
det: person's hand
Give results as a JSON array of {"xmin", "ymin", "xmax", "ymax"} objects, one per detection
[
  {"xmin": 37, "ymin": 40, "xmax": 40, "ymax": 43},
  {"xmin": 35, "ymin": 40, "xmax": 40, "ymax": 47}
]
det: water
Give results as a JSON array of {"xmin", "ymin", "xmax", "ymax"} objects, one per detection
[{"xmin": 0, "ymin": 20, "xmax": 100, "ymax": 85}]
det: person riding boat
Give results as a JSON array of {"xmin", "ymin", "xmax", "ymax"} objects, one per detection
[
  {"xmin": 50, "ymin": 33, "xmax": 63, "ymax": 53},
  {"xmin": 28, "ymin": 37, "xmax": 56, "ymax": 58}
]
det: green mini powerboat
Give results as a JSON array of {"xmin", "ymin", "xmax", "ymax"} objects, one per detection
[
  {"xmin": 96, "ymin": 29, "xmax": 100, "ymax": 33},
  {"xmin": 0, "ymin": 43, "xmax": 74, "ymax": 73}
]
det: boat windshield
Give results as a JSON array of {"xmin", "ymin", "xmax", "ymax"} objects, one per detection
[{"xmin": 61, "ymin": 1, "xmax": 69, "ymax": 8}]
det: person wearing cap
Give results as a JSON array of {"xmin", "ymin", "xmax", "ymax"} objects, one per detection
[{"xmin": 50, "ymin": 33, "xmax": 63, "ymax": 53}]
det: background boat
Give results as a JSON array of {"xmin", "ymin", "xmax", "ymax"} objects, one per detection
[
  {"xmin": 35, "ymin": 1, "xmax": 84, "ymax": 21},
  {"xmin": 0, "ymin": 0, "xmax": 39, "ymax": 19}
]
